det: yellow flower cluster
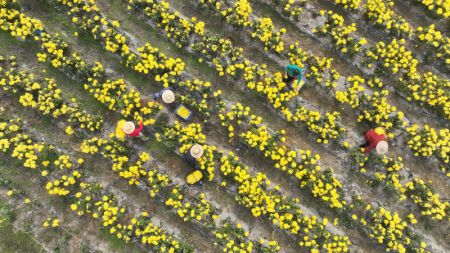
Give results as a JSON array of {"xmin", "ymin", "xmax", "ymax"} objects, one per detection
[
  {"xmin": 72, "ymin": 182, "xmax": 190, "ymax": 252},
  {"xmin": 406, "ymin": 124, "xmax": 450, "ymax": 164},
  {"xmin": 42, "ymin": 217, "xmax": 60, "ymax": 228},
  {"xmin": 334, "ymin": 0, "xmax": 362, "ymax": 10},
  {"xmin": 191, "ymin": 35, "xmax": 245, "ymax": 75},
  {"xmin": 405, "ymin": 71, "xmax": 450, "ymax": 118},
  {"xmin": 335, "ymin": 75, "xmax": 366, "ymax": 108},
  {"xmin": 351, "ymin": 150, "xmax": 449, "ymax": 221},
  {"xmin": 131, "ymin": 43, "xmax": 185, "ymax": 81},
  {"xmin": 415, "ymin": 25, "xmax": 450, "ymax": 68},
  {"xmin": 0, "ymin": 101, "xmax": 192, "ymax": 251},
  {"xmin": 288, "ymin": 43, "xmax": 339, "ymax": 88},
  {"xmin": 177, "ymin": 79, "xmax": 225, "ymax": 118},
  {"xmin": 128, "ymin": 0, "xmax": 205, "ymax": 48},
  {"xmin": 166, "ymin": 189, "xmax": 216, "ymax": 226},
  {"xmin": 213, "ymin": 220, "xmax": 255, "ymax": 253},
  {"xmin": 246, "ymin": 72, "xmax": 297, "ymax": 109},
  {"xmin": 0, "ymin": 3, "xmax": 44, "ymax": 40},
  {"xmin": 223, "ymin": 0, "xmax": 252, "ymax": 27},
  {"xmin": 279, "ymin": 0, "xmax": 304, "ymax": 20},
  {"xmin": 200, "ymin": 0, "xmax": 287, "ymax": 53},
  {"xmin": 416, "ymin": 0, "xmax": 450, "ymax": 18},
  {"xmin": 127, "ymin": 0, "xmax": 346, "ymax": 147},
  {"xmin": 295, "ymin": 108, "xmax": 344, "ymax": 142},
  {"xmin": 0, "ymin": 4, "xmax": 167, "ymax": 126},
  {"xmin": 0, "ymin": 118, "xmax": 48, "ymax": 169},
  {"xmin": 404, "ymin": 178, "xmax": 449, "ymax": 220},
  {"xmin": 219, "ymin": 153, "xmax": 351, "ymax": 251},
  {"xmin": 156, "ymin": 122, "xmax": 217, "ymax": 180},
  {"xmin": 0, "ymin": 56, "xmax": 103, "ymax": 132},
  {"xmin": 361, "ymin": 207, "xmax": 429, "ymax": 253},
  {"xmin": 251, "ymin": 18, "xmax": 285, "ymax": 53},
  {"xmin": 366, "ymin": 39, "xmax": 418, "ymax": 78},
  {"xmin": 335, "ymin": 76, "xmax": 406, "ymax": 131},
  {"xmin": 45, "ymin": 170, "xmax": 81, "ymax": 196},
  {"xmin": 57, "ymin": 0, "xmax": 185, "ymax": 87},
  {"xmin": 53, "ymin": 155, "xmax": 72, "ymax": 170},
  {"xmin": 219, "ymin": 103, "xmax": 346, "ymax": 208},
  {"xmin": 363, "ymin": 0, "xmax": 412, "ymax": 38},
  {"xmin": 315, "ymin": 10, "xmax": 367, "ymax": 55},
  {"xmin": 81, "ymin": 137, "xmax": 171, "ymax": 193}
]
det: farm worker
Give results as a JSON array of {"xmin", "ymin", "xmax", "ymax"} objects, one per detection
[
  {"xmin": 283, "ymin": 64, "xmax": 303, "ymax": 93},
  {"xmin": 190, "ymin": 144, "xmax": 204, "ymax": 159},
  {"xmin": 359, "ymin": 127, "xmax": 388, "ymax": 155},
  {"xmin": 116, "ymin": 120, "xmax": 146, "ymax": 141},
  {"xmin": 154, "ymin": 88, "xmax": 176, "ymax": 107},
  {"xmin": 161, "ymin": 89, "xmax": 175, "ymax": 104},
  {"xmin": 185, "ymin": 144, "xmax": 204, "ymax": 167}
]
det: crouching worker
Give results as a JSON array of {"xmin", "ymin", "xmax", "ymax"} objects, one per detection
[
  {"xmin": 154, "ymin": 88, "xmax": 176, "ymax": 108},
  {"xmin": 115, "ymin": 120, "xmax": 148, "ymax": 141},
  {"xmin": 185, "ymin": 144, "xmax": 204, "ymax": 185},
  {"xmin": 185, "ymin": 144, "xmax": 204, "ymax": 166},
  {"xmin": 359, "ymin": 127, "xmax": 388, "ymax": 155},
  {"xmin": 283, "ymin": 63, "xmax": 303, "ymax": 93}
]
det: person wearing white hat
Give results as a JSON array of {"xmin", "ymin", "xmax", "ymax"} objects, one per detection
[
  {"xmin": 359, "ymin": 128, "xmax": 388, "ymax": 154},
  {"xmin": 184, "ymin": 143, "xmax": 204, "ymax": 168},
  {"xmin": 375, "ymin": 141, "xmax": 388, "ymax": 155},
  {"xmin": 161, "ymin": 89, "xmax": 175, "ymax": 104},
  {"xmin": 154, "ymin": 88, "xmax": 177, "ymax": 107},
  {"xmin": 122, "ymin": 121, "xmax": 136, "ymax": 135},
  {"xmin": 190, "ymin": 144, "xmax": 204, "ymax": 159},
  {"xmin": 121, "ymin": 120, "xmax": 148, "ymax": 140}
]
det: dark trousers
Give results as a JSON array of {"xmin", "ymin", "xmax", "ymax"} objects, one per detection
[
  {"xmin": 283, "ymin": 75, "xmax": 296, "ymax": 89},
  {"xmin": 359, "ymin": 130, "xmax": 370, "ymax": 148},
  {"xmin": 359, "ymin": 141, "xmax": 371, "ymax": 148}
]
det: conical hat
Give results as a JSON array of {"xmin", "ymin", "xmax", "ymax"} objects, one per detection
[
  {"xmin": 376, "ymin": 141, "xmax": 388, "ymax": 155},
  {"xmin": 190, "ymin": 144, "xmax": 204, "ymax": 159},
  {"xmin": 161, "ymin": 90, "xmax": 175, "ymax": 104},
  {"xmin": 122, "ymin": 121, "xmax": 135, "ymax": 134}
]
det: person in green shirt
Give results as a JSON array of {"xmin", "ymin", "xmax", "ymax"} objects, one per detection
[{"xmin": 283, "ymin": 64, "xmax": 303, "ymax": 92}]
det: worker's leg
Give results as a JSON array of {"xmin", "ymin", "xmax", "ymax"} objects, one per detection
[
  {"xmin": 138, "ymin": 132, "xmax": 149, "ymax": 141},
  {"xmin": 359, "ymin": 141, "xmax": 371, "ymax": 148},
  {"xmin": 283, "ymin": 76, "xmax": 295, "ymax": 90}
]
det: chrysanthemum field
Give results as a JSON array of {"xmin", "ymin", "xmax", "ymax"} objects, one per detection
[{"xmin": 0, "ymin": 0, "xmax": 448, "ymax": 252}]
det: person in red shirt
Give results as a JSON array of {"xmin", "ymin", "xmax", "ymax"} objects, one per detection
[
  {"xmin": 359, "ymin": 128, "xmax": 389, "ymax": 154},
  {"xmin": 122, "ymin": 121, "xmax": 146, "ymax": 139}
]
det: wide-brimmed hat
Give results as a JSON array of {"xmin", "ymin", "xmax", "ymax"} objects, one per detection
[
  {"xmin": 161, "ymin": 90, "xmax": 175, "ymax": 104},
  {"xmin": 376, "ymin": 141, "xmax": 388, "ymax": 155},
  {"xmin": 122, "ymin": 121, "xmax": 135, "ymax": 134},
  {"xmin": 190, "ymin": 144, "xmax": 204, "ymax": 159}
]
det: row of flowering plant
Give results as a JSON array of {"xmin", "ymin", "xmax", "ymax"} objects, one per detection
[{"xmin": 0, "ymin": 55, "xmax": 103, "ymax": 133}]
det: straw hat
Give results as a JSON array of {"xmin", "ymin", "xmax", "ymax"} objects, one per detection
[
  {"xmin": 161, "ymin": 89, "xmax": 175, "ymax": 104},
  {"xmin": 190, "ymin": 144, "xmax": 204, "ymax": 159},
  {"xmin": 122, "ymin": 121, "xmax": 135, "ymax": 134},
  {"xmin": 376, "ymin": 141, "xmax": 389, "ymax": 155}
]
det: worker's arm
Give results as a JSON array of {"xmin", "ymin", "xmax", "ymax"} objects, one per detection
[
  {"xmin": 364, "ymin": 141, "xmax": 377, "ymax": 154},
  {"xmin": 136, "ymin": 122, "xmax": 143, "ymax": 132}
]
